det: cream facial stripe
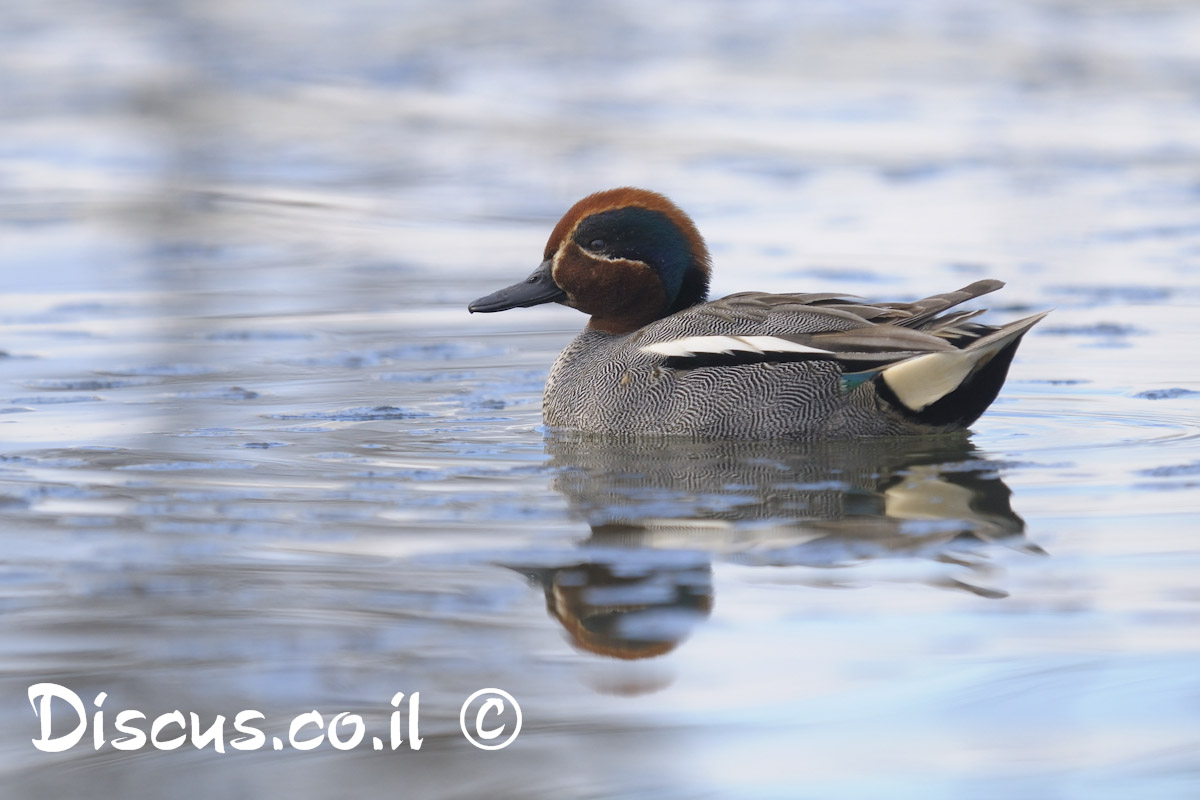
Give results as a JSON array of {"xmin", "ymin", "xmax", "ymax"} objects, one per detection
[
  {"xmin": 559, "ymin": 232, "xmax": 649, "ymax": 265},
  {"xmin": 549, "ymin": 244, "xmax": 569, "ymax": 300}
]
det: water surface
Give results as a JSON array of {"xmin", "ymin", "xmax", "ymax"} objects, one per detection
[{"xmin": 3, "ymin": 1, "xmax": 1200, "ymax": 797}]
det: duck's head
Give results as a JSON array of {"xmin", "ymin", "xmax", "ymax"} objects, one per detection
[{"xmin": 469, "ymin": 187, "xmax": 711, "ymax": 334}]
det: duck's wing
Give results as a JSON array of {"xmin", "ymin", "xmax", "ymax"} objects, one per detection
[
  {"xmin": 635, "ymin": 279, "xmax": 1030, "ymax": 374},
  {"xmin": 634, "ymin": 279, "xmax": 1047, "ymax": 423},
  {"xmin": 679, "ymin": 278, "xmax": 1002, "ymax": 329}
]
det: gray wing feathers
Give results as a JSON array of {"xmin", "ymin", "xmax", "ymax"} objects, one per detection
[
  {"xmin": 680, "ymin": 280, "xmax": 1002, "ymax": 330},
  {"xmin": 887, "ymin": 279, "xmax": 1004, "ymax": 328},
  {"xmin": 810, "ymin": 326, "xmax": 957, "ymax": 353},
  {"xmin": 638, "ymin": 281, "xmax": 1010, "ymax": 368}
]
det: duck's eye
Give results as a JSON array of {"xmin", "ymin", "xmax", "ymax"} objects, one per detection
[{"xmin": 589, "ymin": 238, "xmax": 606, "ymax": 250}]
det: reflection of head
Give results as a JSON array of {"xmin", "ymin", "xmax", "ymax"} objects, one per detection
[{"xmin": 538, "ymin": 563, "xmax": 713, "ymax": 660}]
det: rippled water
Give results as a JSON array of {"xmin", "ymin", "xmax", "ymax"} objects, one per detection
[{"xmin": 3, "ymin": 1, "xmax": 1200, "ymax": 797}]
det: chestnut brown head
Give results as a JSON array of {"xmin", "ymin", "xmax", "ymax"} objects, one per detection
[{"xmin": 469, "ymin": 188, "xmax": 712, "ymax": 334}]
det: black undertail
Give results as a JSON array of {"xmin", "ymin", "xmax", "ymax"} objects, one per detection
[{"xmin": 874, "ymin": 336, "xmax": 1025, "ymax": 428}]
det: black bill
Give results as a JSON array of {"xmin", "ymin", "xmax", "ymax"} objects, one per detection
[{"xmin": 468, "ymin": 259, "xmax": 567, "ymax": 313}]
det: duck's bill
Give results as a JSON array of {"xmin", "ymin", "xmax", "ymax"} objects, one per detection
[{"xmin": 468, "ymin": 259, "xmax": 567, "ymax": 313}]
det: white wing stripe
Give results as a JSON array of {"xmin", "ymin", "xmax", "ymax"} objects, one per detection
[
  {"xmin": 739, "ymin": 336, "xmax": 832, "ymax": 354},
  {"xmin": 641, "ymin": 335, "xmax": 833, "ymax": 358}
]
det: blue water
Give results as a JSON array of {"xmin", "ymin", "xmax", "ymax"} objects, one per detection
[{"xmin": 2, "ymin": 1, "xmax": 1199, "ymax": 798}]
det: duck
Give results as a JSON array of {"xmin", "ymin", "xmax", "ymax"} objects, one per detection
[{"xmin": 469, "ymin": 187, "xmax": 1047, "ymax": 438}]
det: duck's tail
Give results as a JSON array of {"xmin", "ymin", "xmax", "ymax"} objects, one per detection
[{"xmin": 874, "ymin": 311, "xmax": 1050, "ymax": 427}]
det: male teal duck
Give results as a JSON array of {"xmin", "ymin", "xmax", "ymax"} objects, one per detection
[{"xmin": 469, "ymin": 187, "xmax": 1046, "ymax": 438}]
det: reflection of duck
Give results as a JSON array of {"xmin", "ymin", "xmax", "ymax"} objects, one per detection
[
  {"xmin": 512, "ymin": 434, "xmax": 1035, "ymax": 659},
  {"xmin": 547, "ymin": 433, "xmax": 1028, "ymax": 545},
  {"xmin": 470, "ymin": 187, "xmax": 1046, "ymax": 437}
]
